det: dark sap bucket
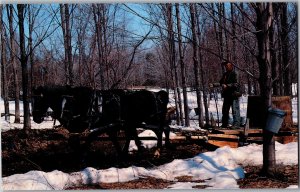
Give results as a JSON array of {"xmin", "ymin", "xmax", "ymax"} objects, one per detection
[{"xmin": 266, "ymin": 108, "xmax": 287, "ymax": 133}]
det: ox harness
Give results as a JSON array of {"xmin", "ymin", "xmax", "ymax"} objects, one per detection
[
  {"xmin": 60, "ymin": 89, "xmax": 168, "ymax": 133},
  {"xmin": 60, "ymin": 90, "xmax": 123, "ymax": 133}
]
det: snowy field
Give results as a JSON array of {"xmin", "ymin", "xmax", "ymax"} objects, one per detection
[{"xmin": 0, "ymin": 90, "xmax": 298, "ymax": 190}]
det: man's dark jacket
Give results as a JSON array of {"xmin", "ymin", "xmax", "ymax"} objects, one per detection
[{"xmin": 219, "ymin": 70, "xmax": 240, "ymax": 98}]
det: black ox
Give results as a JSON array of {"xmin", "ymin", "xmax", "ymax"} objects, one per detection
[
  {"xmin": 32, "ymin": 86, "xmax": 170, "ymax": 156},
  {"xmin": 32, "ymin": 85, "xmax": 72, "ymax": 125}
]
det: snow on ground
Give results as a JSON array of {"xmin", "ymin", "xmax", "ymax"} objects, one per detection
[
  {"xmin": 0, "ymin": 100, "xmax": 55, "ymax": 132},
  {"xmin": 0, "ymin": 90, "xmax": 298, "ymax": 190},
  {"xmin": 2, "ymin": 140, "xmax": 298, "ymax": 190}
]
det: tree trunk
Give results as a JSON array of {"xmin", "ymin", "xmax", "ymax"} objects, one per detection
[
  {"xmin": 230, "ymin": 3, "xmax": 237, "ymax": 63},
  {"xmin": 92, "ymin": 4, "xmax": 105, "ymax": 90},
  {"xmin": 190, "ymin": 3, "xmax": 204, "ymax": 128},
  {"xmin": 7, "ymin": 5, "xmax": 21, "ymax": 123},
  {"xmin": 276, "ymin": 14, "xmax": 284, "ymax": 96},
  {"xmin": 60, "ymin": 5, "xmax": 68, "ymax": 85},
  {"xmin": 254, "ymin": 2, "xmax": 275, "ymax": 176},
  {"xmin": 65, "ymin": 5, "xmax": 73, "ymax": 86},
  {"xmin": 217, "ymin": 3, "xmax": 225, "ymax": 64},
  {"xmin": 211, "ymin": 3, "xmax": 219, "ymax": 56},
  {"xmin": 0, "ymin": 5, "xmax": 10, "ymax": 121},
  {"xmin": 77, "ymin": 32, "xmax": 83, "ymax": 86},
  {"xmin": 280, "ymin": 3, "xmax": 291, "ymax": 96},
  {"xmin": 222, "ymin": 3, "xmax": 230, "ymax": 59},
  {"xmin": 166, "ymin": 4, "xmax": 183, "ymax": 126},
  {"xmin": 60, "ymin": 4, "xmax": 73, "ymax": 86},
  {"xmin": 195, "ymin": 5, "xmax": 209, "ymax": 127},
  {"xmin": 17, "ymin": 4, "xmax": 31, "ymax": 130},
  {"xmin": 175, "ymin": 3, "xmax": 190, "ymax": 127},
  {"xmin": 240, "ymin": 3, "xmax": 252, "ymax": 95},
  {"xmin": 28, "ymin": 5, "xmax": 34, "ymax": 93},
  {"xmin": 101, "ymin": 4, "xmax": 109, "ymax": 89},
  {"xmin": 270, "ymin": 5, "xmax": 279, "ymax": 95}
]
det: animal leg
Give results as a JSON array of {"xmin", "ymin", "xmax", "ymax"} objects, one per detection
[
  {"xmin": 154, "ymin": 129, "xmax": 163, "ymax": 158},
  {"xmin": 52, "ymin": 119, "xmax": 56, "ymax": 128},
  {"xmin": 122, "ymin": 128, "xmax": 131, "ymax": 154},
  {"xmin": 164, "ymin": 125, "xmax": 171, "ymax": 148},
  {"xmin": 82, "ymin": 129, "xmax": 100, "ymax": 156},
  {"xmin": 133, "ymin": 129, "xmax": 144, "ymax": 152},
  {"xmin": 123, "ymin": 126, "xmax": 143, "ymax": 153},
  {"xmin": 67, "ymin": 133, "xmax": 86, "ymax": 168},
  {"xmin": 107, "ymin": 129, "xmax": 123, "ymax": 157}
]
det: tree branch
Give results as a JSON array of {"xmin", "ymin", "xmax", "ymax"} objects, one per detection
[{"xmin": 110, "ymin": 26, "xmax": 153, "ymax": 89}]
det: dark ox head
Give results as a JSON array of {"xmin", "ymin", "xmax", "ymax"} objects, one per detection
[{"xmin": 32, "ymin": 86, "xmax": 49, "ymax": 124}]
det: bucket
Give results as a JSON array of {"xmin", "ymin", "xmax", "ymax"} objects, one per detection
[
  {"xmin": 247, "ymin": 96, "xmax": 293, "ymax": 129},
  {"xmin": 271, "ymin": 96, "xmax": 293, "ymax": 129},
  {"xmin": 265, "ymin": 108, "xmax": 287, "ymax": 133}
]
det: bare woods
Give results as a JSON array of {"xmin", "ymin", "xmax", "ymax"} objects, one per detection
[{"xmin": 0, "ymin": 3, "xmax": 297, "ymax": 128}]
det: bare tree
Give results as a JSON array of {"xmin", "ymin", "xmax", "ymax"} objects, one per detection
[
  {"xmin": 270, "ymin": 3, "xmax": 280, "ymax": 96},
  {"xmin": 74, "ymin": 5, "xmax": 88, "ymax": 86},
  {"xmin": 2, "ymin": 3, "xmax": 296, "ymax": 133},
  {"xmin": 6, "ymin": 4, "xmax": 61, "ymax": 129},
  {"xmin": 236, "ymin": 3, "xmax": 257, "ymax": 95},
  {"xmin": 230, "ymin": 3, "xmax": 237, "ymax": 63},
  {"xmin": 7, "ymin": 5, "xmax": 21, "ymax": 123},
  {"xmin": 216, "ymin": 3, "xmax": 225, "ymax": 64},
  {"xmin": 28, "ymin": 5, "xmax": 34, "ymax": 90},
  {"xmin": 28, "ymin": 5, "xmax": 42, "ymax": 90},
  {"xmin": 195, "ymin": 4, "xmax": 210, "ymax": 127},
  {"xmin": 175, "ymin": 3, "xmax": 190, "ymax": 126},
  {"xmin": 110, "ymin": 29, "xmax": 152, "ymax": 89},
  {"xmin": 17, "ymin": 4, "xmax": 31, "ymax": 130},
  {"xmin": 252, "ymin": 2, "xmax": 275, "ymax": 176},
  {"xmin": 222, "ymin": 3, "xmax": 230, "ymax": 59},
  {"xmin": 162, "ymin": 4, "xmax": 182, "ymax": 125},
  {"xmin": 92, "ymin": 4, "xmax": 106, "ymax": 90},
  {"xmin": 0, "ymin": 5, "xmax": 10, "ymax": 121},
  {"xmin": 190, "ymin": 3, "xmax": 204, "ymax": 128},
  {"xmin": 280, "ymin": 3, "xmax": 291, "ymax": 96},
  {"xmin": 60, "ymin": 4, "xmax": 74, "ymax": 86}
]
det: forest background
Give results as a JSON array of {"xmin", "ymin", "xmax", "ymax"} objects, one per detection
[{"xmin": 0, "ymin": 2, "xmax": 298, "ymax": 129}]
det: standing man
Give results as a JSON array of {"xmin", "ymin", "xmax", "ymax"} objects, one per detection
[{"xmin": 210, "ymin": 61, "xmax": 241, "ymax": 129}]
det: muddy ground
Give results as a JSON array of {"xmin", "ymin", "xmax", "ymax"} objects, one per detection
[{"xmin": 1, "ymin": 128, "xmax": 298, "ymax": 189}]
